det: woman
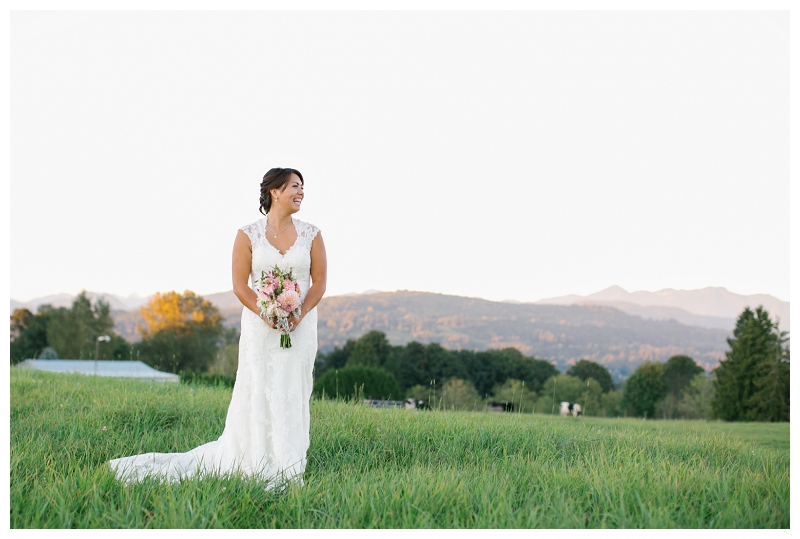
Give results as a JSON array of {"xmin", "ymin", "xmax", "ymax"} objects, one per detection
[{"xmin": 109, "ymin": 167, "xmax": 327, "ymax": 489}]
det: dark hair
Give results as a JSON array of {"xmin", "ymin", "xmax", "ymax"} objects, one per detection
[{"xmin": 259, "ymin": 168, "xmax": 304, "ymax": 215}]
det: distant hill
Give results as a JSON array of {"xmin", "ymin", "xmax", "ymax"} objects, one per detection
[
  {"xmin": 11, "ymin": 291, "xmax": 149, "ymax": 313},
  {"xmin": 310, "ymin": 291, "xmax": 730, "ymax": 380},
  {"xmin": 560, "ymin": 301, "xmax": 736, "ymax": 331},
  {"xmin": 536, "ymin": 285, "xmax": 789, "ymax": 329}
]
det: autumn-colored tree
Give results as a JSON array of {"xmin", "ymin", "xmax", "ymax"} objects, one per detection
[
  {"xmin": 135, "ymin": 290, "xmax": 224, "ymax": 373},
  {"xmin": 139, "ymin": 290, "xmax": 222, "ymax": 337}
]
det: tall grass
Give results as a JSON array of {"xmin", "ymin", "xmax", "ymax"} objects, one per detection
[{"xmin": 10, "ymin": 369, "xmax": 789, "ymax": 528}]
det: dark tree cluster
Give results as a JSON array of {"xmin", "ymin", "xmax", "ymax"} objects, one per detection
[
  {"xmin": 316, "ymin": 330, "xmax": 560, "ymax": 397},
  {"xmin": 566, "ymin": 359, "xmax": 615, "ymax": 393}
]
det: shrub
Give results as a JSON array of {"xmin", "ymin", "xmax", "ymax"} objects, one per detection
[{"xmin": 439, "ymin": 378, "xmax": 481, "ymax": 411}]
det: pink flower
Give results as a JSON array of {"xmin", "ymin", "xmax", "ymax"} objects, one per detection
[
  {"xmin": 277, "ymin": 289, "xmax": 300, "ymax": 313},
  {"xmin": 294, "ymin": 282, "xmax": 301, "ymax": 292}
]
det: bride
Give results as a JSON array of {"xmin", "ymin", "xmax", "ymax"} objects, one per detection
[{"xmin": 109, "ymin": 167, "xmax": 327, "ymax": 489}]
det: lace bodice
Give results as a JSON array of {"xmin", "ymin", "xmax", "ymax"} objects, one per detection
[{"xmin": 239, "ymin": 217, "xmax": 320, "ymax": 301}]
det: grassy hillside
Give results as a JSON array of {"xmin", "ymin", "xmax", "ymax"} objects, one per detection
[{"xmin": 11, "ymin": 369, "xmax": 788, "ymax": 528}]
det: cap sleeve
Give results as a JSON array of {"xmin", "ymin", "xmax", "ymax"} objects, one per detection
[
  {"xmin": 239, "ymin": 220, "xmax": 262, "ymax": 248},
  {"xmin": 296, "ymin": 220, "xmax": 320, "ymax": 250},
  {"xmin": 308, "ymin": 223, "xmax": 320, "ymax": 243}
]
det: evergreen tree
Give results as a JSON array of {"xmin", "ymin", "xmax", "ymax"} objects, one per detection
[
  {"xmin": 712, "ymin": 306, "xmax": 786, "ymax": 421},
  {"xmin": 748, "ymin": 326, "xmax": 790, "ymax": 422}
]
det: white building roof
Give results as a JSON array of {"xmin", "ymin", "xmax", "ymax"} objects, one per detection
[{"xmin": 16, "ymin": 359, "xmax": 180, "ymax": 382}]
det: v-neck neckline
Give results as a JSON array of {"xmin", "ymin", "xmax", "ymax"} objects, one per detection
[{"xmin": 264, "ymin": 217, "xmax": 299, "ymax": 257}]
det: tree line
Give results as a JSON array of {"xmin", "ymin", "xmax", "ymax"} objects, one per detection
[
  {"xmin": 10, "ymin": 292, "xmax": 788, "ymax": 421},
  {"xmin": 10, "ymin": 290, "xmax": 238, "ymax": 377},
  {"xmin": 313, "ymin": 332, "xmax": 699, "ymax": 418},
  {"xmin": 314, "ymin": 306, "xmax": 789, "ymax": 421}
]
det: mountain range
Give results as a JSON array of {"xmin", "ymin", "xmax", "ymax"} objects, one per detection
[{"xmin": 534, "ymin": 285, "xmax": 789, "ymax": 329}]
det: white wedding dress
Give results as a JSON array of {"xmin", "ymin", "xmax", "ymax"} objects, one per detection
[{"xmin": 109, "ymin": 217, "xmax": 320, "ymax": 489}]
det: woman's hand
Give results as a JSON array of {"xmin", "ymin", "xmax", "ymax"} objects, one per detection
[
  {"xmin": 288, "ymin": 310, "xmax": 303, "ymax": 332},
  {"xmin": 263, "ymin": 315, "xmax": 278, "ymax": 330},
  {"xmin": 262, "ymin": 311, "xmax": 302, "ymax": 331}
]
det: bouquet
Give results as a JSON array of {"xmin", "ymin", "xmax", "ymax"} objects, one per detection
[{"xmin": 256, "ymin": 265, "xmax": 302, "ymax": 348}]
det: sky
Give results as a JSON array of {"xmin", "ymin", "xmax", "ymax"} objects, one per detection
[{"xmin": 9, "ymin": 9, "xmax": 791, "ymax": 304}]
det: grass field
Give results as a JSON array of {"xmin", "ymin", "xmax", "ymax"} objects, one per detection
[{"xmin": 10, "ymin": 368, "xmax": 790, "ymax": 528}]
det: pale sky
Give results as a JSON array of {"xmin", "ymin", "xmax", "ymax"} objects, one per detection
[{"xmin": 9, "ymin": 9, "xmax": 790, "ymax": 303}]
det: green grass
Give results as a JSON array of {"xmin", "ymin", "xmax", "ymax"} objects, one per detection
[{"xmin": 10, "ymin": 368, "xmax": 789, "ymax": 528}]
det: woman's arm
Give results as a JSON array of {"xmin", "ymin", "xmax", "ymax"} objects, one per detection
[
  {"xmin": 232, "ymin": 230, "xmax": 262, "ymax": 318},
  {"xmin": 291, "ymin": 232, "xmax": 327, "ymax": 329}
]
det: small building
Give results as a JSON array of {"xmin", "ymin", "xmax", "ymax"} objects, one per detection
[{"xmin": 16, "ymin": 359, "xmax": 180, "ymax": 383}]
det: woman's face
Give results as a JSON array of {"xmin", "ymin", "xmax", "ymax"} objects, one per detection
[{"xmin": 274, "ymin": 173, "xmax": 304, "ymax": 212}]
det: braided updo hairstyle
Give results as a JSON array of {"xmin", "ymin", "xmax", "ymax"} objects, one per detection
[{"xmin": 259, "ymin": 168, "xmax": 304, "ymax": 215}]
